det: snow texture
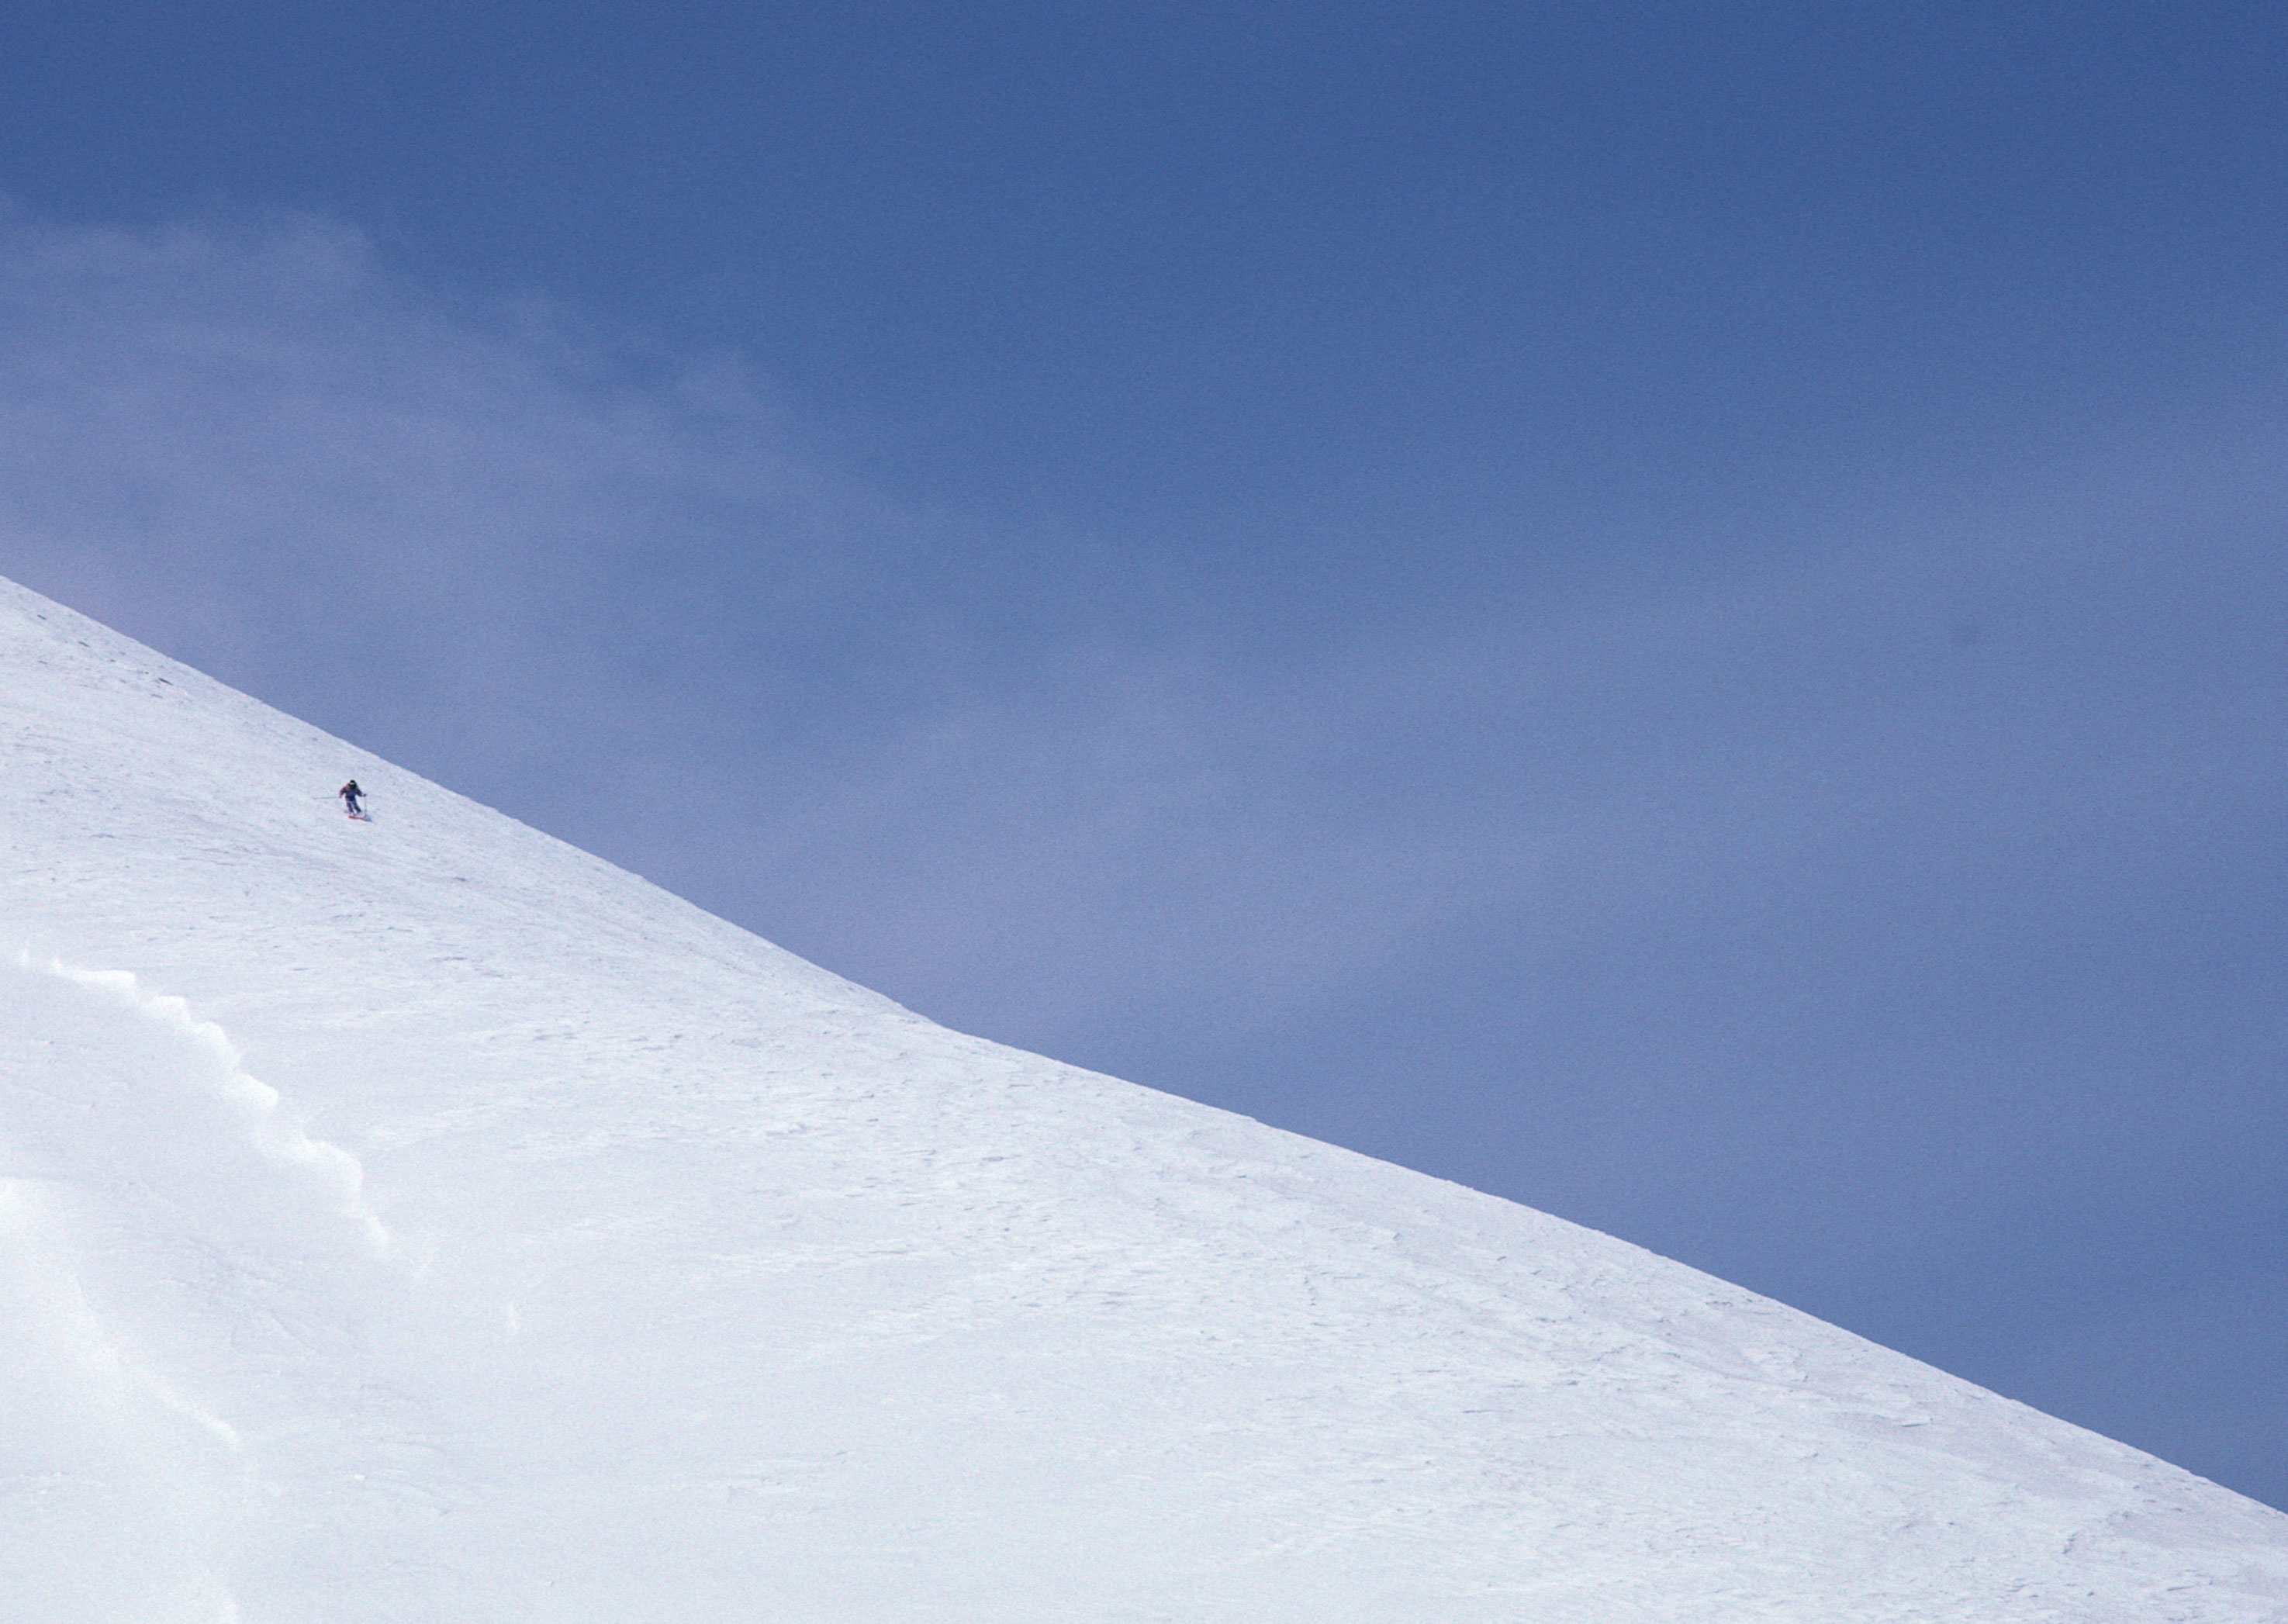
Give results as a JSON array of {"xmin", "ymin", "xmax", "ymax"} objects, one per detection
[{"xmin": 2, "ymin": 571, "xmax": 2284, "ymax": 1621}]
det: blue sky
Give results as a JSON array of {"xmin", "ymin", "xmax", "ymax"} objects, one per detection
[{"xmin": 2, "ymin": 3, "xmax": 2285, "ymax": 1507}]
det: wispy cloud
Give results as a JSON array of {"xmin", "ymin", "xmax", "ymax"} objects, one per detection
[{"xmin": 0, "ymin": 210, "xmax": 883, "ymax": 757}]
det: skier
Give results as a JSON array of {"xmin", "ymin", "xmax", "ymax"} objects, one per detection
[{"xmin": 339, "ymin": 779, "xmax": 365, "ymax": 819}]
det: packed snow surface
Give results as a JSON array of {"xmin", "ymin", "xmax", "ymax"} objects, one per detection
[{"xmin": 2, "ymin": 574, "xmax": 2283, "ymax": 1622}]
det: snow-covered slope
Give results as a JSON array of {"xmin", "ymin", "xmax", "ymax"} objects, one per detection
[{"xmin": 2, "ymin": 574, "xmax": 2283, "ymax": 1623}]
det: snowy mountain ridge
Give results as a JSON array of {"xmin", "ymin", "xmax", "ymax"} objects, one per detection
[{"xmin": 2, "ymin": 572, "xmax": 2285, "ymax": 1622}]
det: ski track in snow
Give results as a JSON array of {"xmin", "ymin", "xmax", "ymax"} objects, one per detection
[
  {"xmin": 12, "ymin": 951, "xmax": 392, "ymax": 1259},
  {"xmin": 0, "ymin": 1178, "xmax": 246, "ymax": 1460},
  {"xmin": 0, "ymin": 1174, "xmax": 256, "ymax": 1624}
]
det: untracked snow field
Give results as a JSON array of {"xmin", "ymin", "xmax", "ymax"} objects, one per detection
[{"xmin": 2, "ymin": 572, "xmax": 2285, "ymax": 1621}]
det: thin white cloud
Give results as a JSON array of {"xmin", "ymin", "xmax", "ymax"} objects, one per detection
[{"xmin": 0, "ymin": 210, "xmax": 877, "ymax": 755}]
